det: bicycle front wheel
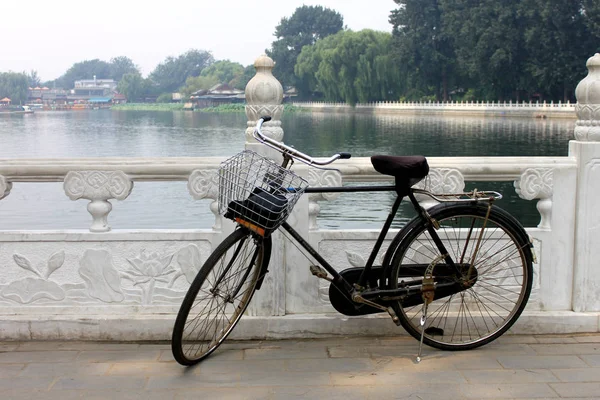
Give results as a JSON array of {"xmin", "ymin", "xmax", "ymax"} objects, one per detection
[
  {"xmin": 172, "ymin": 228, "xmax": 271, "ymax": 365},
  {"xmin": 389, "ymin": 203, "xmax": 533, "ymax": 351}
]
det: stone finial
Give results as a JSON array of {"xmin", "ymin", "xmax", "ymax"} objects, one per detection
[
  {"xmin": 64, "ymin": 171, "xmax": 133, "ymax": 232},
  {"xmin": 575, "ymin": 53, "xmax": 600, "ymax": 141},
  {"xmin": 245, "ymin": 54, "xmax": 284, "ymax": 143}
]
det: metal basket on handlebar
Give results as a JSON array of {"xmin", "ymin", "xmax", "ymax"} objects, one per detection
[{"xmin": 218, "ymin": 150, "xmax": 308, "ymax": 235}]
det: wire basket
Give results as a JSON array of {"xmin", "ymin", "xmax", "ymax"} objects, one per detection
[{"xmin": 218, "ymin": 150, "xmax": 309, "ymax": 235}]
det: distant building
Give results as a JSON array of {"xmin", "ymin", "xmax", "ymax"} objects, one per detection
[
  {"xmin": 72, "ymin": 77, "xmax": 117, "ymax": 97},
  {"xmin": 190, "ymin": 83, "xmax": 245, "ymax": 108}
]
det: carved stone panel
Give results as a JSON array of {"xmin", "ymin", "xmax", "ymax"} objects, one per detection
[
  {"xmin": 0, "ymin": 175, "xmax": 12, "ymax": 200},
  {"xmin": 0, "ymin": 240, "xmax": 210, "ymax": 307}
]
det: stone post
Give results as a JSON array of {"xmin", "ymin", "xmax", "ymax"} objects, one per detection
[
  {"xmin": 570, "ymin": 53, "xmax": 600, "ymax": 312},
  {"xmin": 244, "ymin": 54, "xmax": 284, "ymax": 160},
  {"xmin": 243, "ymin": 54, "xmax": 288, "ymax": 317}
]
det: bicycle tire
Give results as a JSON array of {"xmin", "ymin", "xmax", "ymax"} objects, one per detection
[
  {"xmin": 171, "ymin": 228, "xmax": 271, "ymax": 365},
  {"xmin": 388, "ymin": 202, "xmax": 533, "ymax": 351}
]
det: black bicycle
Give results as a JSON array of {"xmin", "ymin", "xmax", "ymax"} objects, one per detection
[{"xmin": 171, "ymin": 116, "xmax": 534, "ymax": 366}]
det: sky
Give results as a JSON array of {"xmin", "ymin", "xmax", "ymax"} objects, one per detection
[{"xmin": 2, "ymin": 0, "xmax": 395, "ymax": 82}]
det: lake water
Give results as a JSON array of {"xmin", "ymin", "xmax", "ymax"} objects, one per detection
[{"xmin": 0, "ymin": 110, "xmax": 575, "ymax": 230}]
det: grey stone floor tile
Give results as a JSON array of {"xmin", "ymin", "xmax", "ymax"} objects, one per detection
[
  {"xmin": 244, "ymin": 346, "xmax": 328, "ymax": 360},
  {"xmin": 108, "ymin": 361, "xmax": 188, "ymax": 376},
  {"xmin": 191, "ymin": 359, "xmax": 287, "ymax": 375},
  {"xmin": 16, "ymin": 341, "xmax": 141, "ymax": 351},
  {"xmin": 330, "ymin": 369, "xmax": 466, "ymax": 386},
  {"xmin": 496, "ymin": 335, "xmax": 538, "ymax": 344},
  {"xmin": 147, "ymin": 373, "xmax": 242, "ymax": 389},
  {"xmin": 175, "ymin": 387, "xmax": 270, "ymax": 400},
  {"xmin": 0, "ymin": 376, "xmax": 56, "ymax": 390},
  {"xmin": 355, "ymin": 384, "xmax": 465, "ymax": 400},
  {"xmin": 239, "ymin": 370, "xmax": 331, "ymax": 387},
  {"xmin": 0, "ymin": 389, "xmax": 84, "ymax": 400},
  {"xmin": 286, "ymin": 357, "xmax": 374, "ymax": 372},
  {"xmin": 21, "ymin": 362, "xmax": 111, "ymax": 377},
  {"xmin": 550, "ymin": 382, "xmax": 600, "ymax": 398},
  {"xmin": 462, "ymin": 369, "xmax": 559, "ymax": 383},
  {"xmin": 460, "ymin": 383, "xmax": 558, "ymax": 398},
  {"xmin": 573, "ymin": 335, "xmax": 600, "ymax": 343},
  {"xmin": 0, "ymin": 363, "xmax": 25, "ymax": 377},
  {"xmin": 580, "ymin": 354, "xmax": 600, "ymax": 367},
  {"xmin": 551, "ymin": 367, "xmax": 600, "ymax": 382},
  {"xmin": 76, "ymin": 349, "xmax": 160, "ymax": 363},
  {"xmin": 497, "ymin": 355, "xmax": 588, "ymax": 369},
  {"xmin": 0, "ymin": 343, "xmax": 19, "ymax": 352},
  {"xmin": 0, "ymin": 350, "xmax": 79, "ymax": 363},
  {"xmin": 530, "ymin": 343, "xmax": 600, "ymax": 355},
  {"xmin": 52, "ymin": 376, "xmax": 148, "ymax": 390},
  {"xmin": 534, "ymin": 336, "xmax": 579, "ymax": 344},
  {"xmin": 83, "ymin": 389, "xmax": 176, "ymax": 400}
]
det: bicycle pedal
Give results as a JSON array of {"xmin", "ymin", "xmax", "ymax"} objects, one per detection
[{"xmin": 310, "ymin": 265, "xmax": 332, "ymax": 282}]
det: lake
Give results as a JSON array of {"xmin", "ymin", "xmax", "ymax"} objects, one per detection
[{"xmin": 0, "ymin": 110, "xmax": 575, "ymax": 229}]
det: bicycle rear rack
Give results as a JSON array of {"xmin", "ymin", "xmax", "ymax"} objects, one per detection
[{"xmin": 413, "ymin": 188, "xmax": 502, "ymax": 203}]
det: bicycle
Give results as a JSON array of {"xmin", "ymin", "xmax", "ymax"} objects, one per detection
[{"xmin": 171, "ymin": 116, "xmax": 535, "ymax": 366}]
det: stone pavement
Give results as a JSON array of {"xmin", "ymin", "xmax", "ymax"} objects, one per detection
[{"xmin": 0, "ymin": 334, "xmax": 600, "ymax": 399}]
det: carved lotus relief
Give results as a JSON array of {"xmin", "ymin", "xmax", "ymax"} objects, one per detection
[
  {"xmin": 0, "ymin": 244, "xmax": 206, "ymax": 306},
  {"xmin": 1, "ymin": 251, "xmax": 66, "ymax": 304}
]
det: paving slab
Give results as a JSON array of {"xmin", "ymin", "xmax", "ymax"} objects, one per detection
[{"xmin": 0, "ymin": 334, "xmax": 599, "ymax": 399}]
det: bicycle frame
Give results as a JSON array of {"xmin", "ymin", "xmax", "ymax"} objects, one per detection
[{"xmin": 278, "ymin": 183, "xmax": 457, "ymax": 301}]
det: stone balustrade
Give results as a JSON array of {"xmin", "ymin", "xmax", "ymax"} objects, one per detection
[
  {"xmin": 294, "ymin": 100, "xmax": 576, "ymax": 118},
  {"xmin": 0, "ymin": 53, "xmax": 599, "ymax": 340}
]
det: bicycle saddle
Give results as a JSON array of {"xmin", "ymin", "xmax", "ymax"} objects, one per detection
[
  {"xmin": 371, "ymin": 155, "xmax": 429, "ymax": 193},
  {"xmin": 371, "ymin": 155, "xmax": 429, "ymax": 179}
]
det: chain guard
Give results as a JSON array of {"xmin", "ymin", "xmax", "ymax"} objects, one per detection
[{"xmin": 328, "ymin": 267, "xmax": 385, "ymax": 316}]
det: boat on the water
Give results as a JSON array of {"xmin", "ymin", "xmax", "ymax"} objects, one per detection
[{"xmin": 0, "ymin": 105, "xmax": 34, "ymax": 114}]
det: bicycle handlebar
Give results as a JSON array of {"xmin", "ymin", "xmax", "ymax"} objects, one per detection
[{"xmin": 253, "ymin": 116, "xmax": 351, "ymax": 166}]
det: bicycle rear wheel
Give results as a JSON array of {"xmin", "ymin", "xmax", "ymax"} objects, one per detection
[
  {"xmin": 171, "ymin": 228, "xmax": 271, "ymax": 365},
  {"xmin": 389, "ymin": 203, "xmax": 533, "ymax": 350}
]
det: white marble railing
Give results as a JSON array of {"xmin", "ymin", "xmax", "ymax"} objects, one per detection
[
  {"xmin": 294, "ymin": 101, "xmax": 577, "ymax": 118},
  {"xmin": 0, "ymin": 154, "xmax": 590, "ymax": 340}
]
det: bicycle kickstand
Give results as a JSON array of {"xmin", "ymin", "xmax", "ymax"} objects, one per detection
[{"xmin": 415, "ymin": 255, "xmax": 442, "ymax": 363}]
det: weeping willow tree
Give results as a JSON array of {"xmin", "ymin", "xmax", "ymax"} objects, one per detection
[{"xmin": 295, "ymin": 30, "xmax": 402, "ymax": 105}]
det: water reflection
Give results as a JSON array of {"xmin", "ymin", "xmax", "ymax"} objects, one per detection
[{"xmin": 0, "ymin": 111, "xmax": 574, "ymax": 229}]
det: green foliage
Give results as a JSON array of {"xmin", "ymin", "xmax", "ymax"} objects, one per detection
[
  {"xmin": 388, "ymin": 0, "xmax": 600, "ymax": 102},
  {"xmin": 111, "ymin": 103, "xmax": 185, "ymax": 111},
  {"xmin": 296, "ymin": 30, "xmax": 401, "ymax": 105},
  {"xmin": 109, "ymin": 56, "xmax": 140, "ymax": 82},
  {"xmin": 27, "ymin": 70, "xmax": 41, "ymax": 87},
  {"xmin": 156, "ymin": 93, "xmax": 174, "ymax": 103},
  {"xmin": 54, "ymin": 59, "xmax": 112, "ymax": 89},
  {"xmin": 268, "ymin": 5, "xmax": 344, "ymax": 88},
  {"xmin": 117, "ymin": 72, "xmax": 147, "ymax": 102},
  {"xmin": 0, "ymin": 72, "xmax": 29, "ymax": 104},
  {"xmin": 200, "ymin": 60, "xmax": 244, "ymax": 85},
  {"xmin": 230, "ymin": 65, "xmax": 256, "ymax": 90},
  {"xmin": 180, "ymin": 75, "xmax": 220, "ymax": 98},
  {"xmin": 149, "ymin": 49, "xmax": 214, "ymax": 93}
]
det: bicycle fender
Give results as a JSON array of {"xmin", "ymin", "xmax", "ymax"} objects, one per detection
[{"xmin": 255, "ymin": 236, "xmax": 272, "ymax": 291}]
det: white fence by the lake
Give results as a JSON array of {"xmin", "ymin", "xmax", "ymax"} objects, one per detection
[
  {"xmin": 293, "ymin": 100, "xmax": 577, "ymax": 118},
  {"xmin": 0, "ymin": 53, "xmax": 599, "ymax": 340}
]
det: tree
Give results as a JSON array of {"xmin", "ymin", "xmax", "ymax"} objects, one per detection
[
  {"xmin": 390, "ymin": 0, "xmax": 457, "ymax": 101},
  {"xmin": 117, "ymin": 72, "xmax": 147, "ymax": 102},
  {"xmin": 0, "ymin": 72, "xmax": 29, "ymax": 104},
  {"xmin": 55, "ymin": 59, "xmax": 112, "ymax": 89},
  {"xmin": 229, "ymin": 65, "xmax": 256, "ymax": 90},
  {"xmin": 200, "ymin": 60, "xmax": 244, "ymax": 85},
  {"xmin": 520, "ymin": 0, "xmax": 596, "ymax": 101},
  {"xmin": 149, "ymin": 49, "xmax": 214, "ymax": 93},
  {"xmin": 110, "ymin": 56, "xmax": 140, "ymax": 82},
  {"xmin": 180, "ymin": 75, "xmax": 219, "ymax": 98},
  {"xmin": 268, "ymin": 5, "xmax": 344, "ymax": 88},
  {"xmin": 440, "ymin": 0, "xmax": 530, "ymax": 100},
  {"xmin": 27, "ymin": 70, "xmax": 41, "ymax": 87},
  {"xmin": 296, "ymin": 30, "xmax": 402, "ymax": 105}
]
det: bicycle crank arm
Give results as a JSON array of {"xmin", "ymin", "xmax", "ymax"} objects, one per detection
[{"xmin": 351, "ymin": 292, "xmax": 401, "ymax": 326}]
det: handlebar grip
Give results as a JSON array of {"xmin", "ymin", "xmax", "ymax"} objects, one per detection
[
  {"xmin": 260, "ymin": 116, "xmax": 272, "ymax": 122},
  {"xmin": 339, "ymin": 152, "xmax": 352, "ymax": 159}
]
